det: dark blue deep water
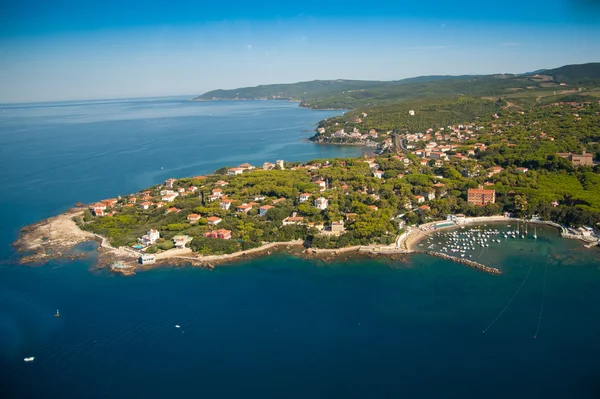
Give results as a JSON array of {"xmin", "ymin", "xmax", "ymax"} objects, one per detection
[{"xmin": 1, "ymin": 98, "xmax": 600, "ymax": 398}]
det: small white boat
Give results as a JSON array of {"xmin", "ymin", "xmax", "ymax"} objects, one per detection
[
  {"xmin": 24, "ymin": 357, "xmax": 35, "ymax": 362},
  {"xmin": 175, "ymin": 325, "xmax": 180, "ymax": 328}
]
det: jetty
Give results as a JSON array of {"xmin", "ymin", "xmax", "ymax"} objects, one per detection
[{"xmin": 428, "ymin": 251, "xmax": 502, "ymax": 275}]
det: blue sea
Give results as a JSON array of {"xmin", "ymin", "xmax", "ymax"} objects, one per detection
[{"xmin": 1, "ymin": 98, "xmax": 600, "ymax": 398}]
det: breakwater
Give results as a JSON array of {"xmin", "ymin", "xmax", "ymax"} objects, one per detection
[{"xmin": 427, "ymin": 251, "xmax": 502, "ymax": 275}]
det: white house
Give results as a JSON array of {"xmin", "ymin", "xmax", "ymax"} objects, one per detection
[
  {"xmin": 259, "ymin": 205, "xmax": 274, "ymax": 217},
  {"xmin": 421, "ymin": 191, "xmax": 436, "ymax": 201},
  {"xmin": 207, "ymin": 216, "xmax": 222, "ymax": 226},
  {"xmin": 161, "ymin": 192, "xmax": 179, "ymax": 202},
  {"xmin": 139, "ymin": 229, "xmax": 160, "ymax": 246},
  {"xmin": 373, "ymin": 170, "xmax": 384, "ymax": 179},
  {"xmin": 139, "ymin": 253, "xmax": 156, "ymax": 265},
  {"xmin": 283, "ymin": 212, "xmax": 304, "ymax": 226},
  {"xmin": 228, "ymin": 168, "xmax": 244, "ymax": 176},
  {"xmin": 315, "ymin": 180, "xmax": 327, "ymax": 191},
  {"xmin": 172, "ymin": 235, "xmax": 193, "ymax": 248},
  {"xmin": 299, "ymin": 193, "xmax": 312, "ymax": 203},
  {"xmin": 220, "ymin": 199, "xmax": 233, "ymax": 210},
  {"xmin": 314, "ymin": 197, "xmax": 329, "ymax": 210},
  {"xmin": 276, "ymin": 160, "xmax": 284, "ymax": 169}
]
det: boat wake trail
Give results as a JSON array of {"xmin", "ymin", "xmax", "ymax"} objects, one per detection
[
  {"xmin": 533, "ymin": 256, "xmax": 550, "ymax": 339},
  {"xmin": 482, "ymin": 262, "xmax": 534, "ymax": 334}
]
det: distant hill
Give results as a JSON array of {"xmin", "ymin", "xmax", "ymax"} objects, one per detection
[
  {"xmin": 193, "ymin": 75, "xmax": 478, "ymax": 103},
  {"xmin": 538, "ymin": 62, "xmax": 600, "ymax": 84},
  {"xmin": 194, "ymin": 80, "xmax": 391, "ymax": 102},
  {"xmin": 193, "ymin": 62, "xmax": 600, "ymax": 109}
]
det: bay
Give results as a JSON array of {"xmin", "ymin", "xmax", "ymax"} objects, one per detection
[{"xmin": 1, "ymin": 98, "xmax": 600, "ymax": 398}]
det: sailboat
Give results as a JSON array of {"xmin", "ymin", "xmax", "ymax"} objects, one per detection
[{"xmin": 533, "ymin": 226, "xmax": 537, "ymax": 240}]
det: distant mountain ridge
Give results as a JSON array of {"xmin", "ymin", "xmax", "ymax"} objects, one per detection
[{"xmin": 193, "ymin": 62, "xmax": 600, "ymax": 109}]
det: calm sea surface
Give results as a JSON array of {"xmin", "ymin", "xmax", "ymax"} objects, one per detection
[{"xmin": 1, "ymin": 98, "xmax": 599, "ymax": 398}]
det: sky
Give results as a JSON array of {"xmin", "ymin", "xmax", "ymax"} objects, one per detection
[{"xmin": 1, "ymin": 0, "xmax": 599, "ymax": 102}]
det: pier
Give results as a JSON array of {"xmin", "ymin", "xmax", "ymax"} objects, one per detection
[{"xmin": 428, "ymin": 251, "xmax": 502, "ymax": 275}]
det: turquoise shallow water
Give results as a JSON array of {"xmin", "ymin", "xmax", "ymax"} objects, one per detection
[{"xmin": 1, "ymin": 98, "xmax": 600, "ymax": 398}]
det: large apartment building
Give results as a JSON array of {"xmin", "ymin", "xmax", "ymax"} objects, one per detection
[{"xmin": 468, "ymin": 186, "xmax": 496, "ymax": 206}]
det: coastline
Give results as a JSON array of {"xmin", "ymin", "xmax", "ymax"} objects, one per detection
[
  {"xmin": 13, "ymin": 210, "xmax": 597, "ymax": 277},
  {"xmin": 13, "ymin": 209, "xmax": 411, "ymax": 275}
]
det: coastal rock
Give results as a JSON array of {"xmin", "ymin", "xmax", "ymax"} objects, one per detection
[{"xmin": 14, "ymin": 208, "xmax": 95, "ymax": 264}]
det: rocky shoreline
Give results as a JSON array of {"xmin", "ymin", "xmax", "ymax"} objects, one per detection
[
  {"xmin": 12, "ymin": 210, "xmax": 413, "ymax": 275},
  {"xmin": 16, "ymin": 210, "xmax": 582, "ymax": 278},
  {"xmin": 13, "ymin": 208, "xmax": 97, "ymax": 264}
]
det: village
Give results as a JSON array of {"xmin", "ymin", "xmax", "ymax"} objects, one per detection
[{"xmin": 72, "ymin": 99, "xmax": 600, "ymax": 267}]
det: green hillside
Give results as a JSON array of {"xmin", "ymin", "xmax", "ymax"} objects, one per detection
[
  {"xmin": 194, "ymin": 63, "xmax": 600, "ymax": 109},
  {"xmin": 539, "ymin": 62, "xmax": 600, "ymax": 85}
]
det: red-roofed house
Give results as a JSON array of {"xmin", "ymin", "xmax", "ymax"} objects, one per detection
[
  {"xmin": 236, "ymin": 203, "xmax": 253, "ymax": 213},
  {"xmin": 283, "ymin": 213, "xmax": 304, "ymax": 226},
  {"xmin": 207, "ymin": 216, "xmax": 222, "ymax": 226},
  {"xmin": 228, "ymin": 168, "xmax": 244, "ymax": 176},
  {"xmin": 220, "ymin": 199, "xmax": 234, "ymax": 210},
  {"xmin": 204, "ymin": 229, "xmax": 232, "ymax": 240},
  {"xmin": 259, "ymin": 205, "xmax": 274, "ymax": 217},
  {"xmin": 102, "ymin": 198, "xmax": 118, "ymax": 207},
  {"xmin": 187, "ymin": 213, "xmax": 201, "ymax": 223},
  {"xmin": 238, "ymin": 163, "xmax": 255, "ymax": 170}
]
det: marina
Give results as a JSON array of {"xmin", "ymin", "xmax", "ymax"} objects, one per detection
[{"xmin": 422, "ymin": 222, "xmax": 545, "ymax": 261}]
